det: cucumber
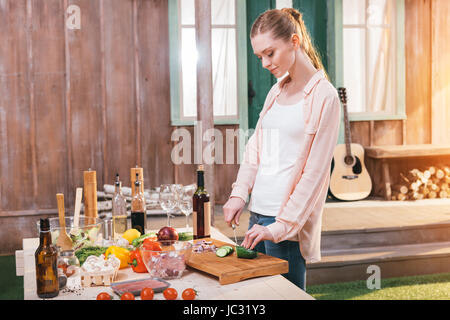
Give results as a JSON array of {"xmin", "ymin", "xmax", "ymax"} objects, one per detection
[
  {"xmin": 178, "ymin": 231, "xmax": 193, "ymax": 241},
  {"xmin": 215, "ymin": 245, "xmax": 234, "ymax": 258},
  {"xmin": 236, "ymin": 245, "xmax": 258, "ymax": 259},
  {"xmin": 131, "ymin": 232, "xmax": 156, "ymax": 247}
]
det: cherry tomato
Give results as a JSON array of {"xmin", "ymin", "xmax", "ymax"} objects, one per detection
[
  {"xmin": 182, "ymin": 288, "xmax": 197, "ymax": 300},
  {"xmin": 141, "ymin": 287, "xmax": 154, "ymax": 300},
  {"xmin": 121, "ymin": 292, "xmax": 135, "ymax": 300},
  {"xmin": 96, "ymin": 292, "xmax": 112, "ymax": 300},
  {"xmin": 163, "ymin": 287, "xmax": 178, "ymax": 300}
]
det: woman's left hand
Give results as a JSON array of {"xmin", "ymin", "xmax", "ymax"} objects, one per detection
[{"xmin": 241, "ymin": 224, "xmax": 274, "ymax": 250}]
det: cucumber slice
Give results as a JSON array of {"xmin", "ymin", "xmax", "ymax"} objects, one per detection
[
  {"xmin": 236, "ymin": 245, "xmax": 258, "ymax": 259},
  {"xmin": 216, "ymin": 248, "xmax": 229, "ymax": 258},
  {"xmin": 221, "ymin": 245, "xmax": 234, "ymax": 255}
]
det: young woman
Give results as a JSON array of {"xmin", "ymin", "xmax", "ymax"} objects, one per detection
[{"xmin": 223, "ymin": 8, "xmax": 341, "ymax": 291}]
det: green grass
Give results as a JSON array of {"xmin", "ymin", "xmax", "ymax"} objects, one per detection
[
  {"xmin": 307, "ymin": 272, "xmax": 450, "ymax": 300},
  {"xmin": 0, "ymin": 255, "xmax": 24, "ymax": 300}
]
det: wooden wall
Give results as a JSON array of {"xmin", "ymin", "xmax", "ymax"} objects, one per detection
[
  {"xmin": 352, "ymin": 0, "xmax": 450, "ymax": 197},
  {"xmin": 0, "ymin": 0, "xmax": 238, "ymax": 254}
]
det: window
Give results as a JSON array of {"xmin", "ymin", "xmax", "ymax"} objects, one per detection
[
  {"xmin": 276, "ymin": 0, "xmax": 292, "ymax": 10},
  {"xmin": 169, "ymin": 0, "xmax": 248, "ymax": 126},
  {"xmin": 336, "ymin": 0, "xmax": 405, "ymax": 121}
]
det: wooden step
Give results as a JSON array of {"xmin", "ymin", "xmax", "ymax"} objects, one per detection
[
  {"xmin": 307, "ymin": 241, "xmax": 450, "ymax": 285},
  {"xmin": 321, "ymin": 222, "xmax": 450, "ymax": 250}
]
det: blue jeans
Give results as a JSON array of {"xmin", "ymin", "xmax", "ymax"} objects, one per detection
[{"xmin": 248, "ymin": 211, "xmax": 306, "ymax": 291}]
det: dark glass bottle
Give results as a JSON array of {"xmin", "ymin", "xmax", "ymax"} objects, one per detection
[
  {"xmin": 193, "ymin": 165, "xmax": 211, "ymax": 239},
  {"xmin": 131, "ymin": 173, "xmax": 146, "ymax": 234},
  {"xmin": 35, "ymin": 218, "xmax": 59, "ymax": 298}
]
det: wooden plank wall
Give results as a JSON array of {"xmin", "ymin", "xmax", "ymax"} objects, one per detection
[
  {"xmin": 353, "ymin": 0, "xmax": 450, "ymax": 197},
  {"xmin": 431, "ymin": 0, "xmax": 450, "ymax": 144},
  {"xmin": 0, "ymin": 0, "xmax": 238, "ymax": 254}
]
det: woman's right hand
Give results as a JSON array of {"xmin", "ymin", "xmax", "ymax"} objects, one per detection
[{"xmin": 223, "ymin": 197, "xmax": 246, "ymax": 227}]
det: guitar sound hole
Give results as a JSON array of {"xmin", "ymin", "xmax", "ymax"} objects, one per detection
[{"xmin": 344, "ymin": 155, "xmax": 354, "ymax": 166}]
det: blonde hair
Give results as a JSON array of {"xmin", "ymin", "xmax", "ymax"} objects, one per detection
[{"xmin": 250, "ymin": 8, "xmax": 327, "ymax": 79}]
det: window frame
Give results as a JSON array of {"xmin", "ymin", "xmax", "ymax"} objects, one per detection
[
  {"xmin": 329, "ymin": 0, "xmax": 406, "ymax": 122},
  {"xmin": 168, "ymin": 0, "xmax": 249, "ymax": 130}
]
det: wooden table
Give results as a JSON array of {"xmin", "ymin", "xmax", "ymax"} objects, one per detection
[{"xmin": 18, "ymin": 227, "xmax": 313, "ymax": 300}]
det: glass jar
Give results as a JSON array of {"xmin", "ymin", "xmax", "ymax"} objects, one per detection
[{"xmin": 57, "ymin": 250, "xmax": 80, "ymax": 278}]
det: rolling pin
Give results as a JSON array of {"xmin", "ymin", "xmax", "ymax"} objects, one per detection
[{"xmin": 83, "ymin": 169, "xmax": 98, "ymax": 224}]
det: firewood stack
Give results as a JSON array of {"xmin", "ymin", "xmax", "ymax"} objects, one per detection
[{"xmin": 392, "ymin": 166, "xmax": 450, "ymax": 201}]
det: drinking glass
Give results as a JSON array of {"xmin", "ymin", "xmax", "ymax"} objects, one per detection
[
  {"xmin": 178, "ymin": 191, "xmax": 193, "ymax": 230},
  {"xmin": 171, "ymin": 184, "xmax": 184, "ymax": 211},
  {"xmin": 159, "ymin": 184, "xmax": 176, "ymax": 227}
]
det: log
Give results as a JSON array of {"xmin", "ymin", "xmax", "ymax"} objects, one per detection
[
  {"xmin": 419, "ymin": 185, "xmax": 430, "ymax": 195},
  {"xmin": 439, "ymin": 190, "xmax": 448, "ymax": 198},
  {"xmin": 429, "ymin": 183, "xmax": 439, "ymax": 192},
  {"xmin": 408, "ymin": 191, "xmax": 424, "ymax": 200},
  {"xmin": 442, "ymin": 166, "xmax": 450, "ymax": 176},
  {"xmin": 439, "ymin": 182, "xmax": 449, "ymax": 191},
  {"xmin": 435, "ymin": 169, "xmax": 445, "ymax": 179},
  {"xmin": 392, "ymin": 184, "xmax": 408, "ymax": 194},
  {"xmin": 428, "ymin": 191, "xmax": 437, "ymax": 199},
  {"xmin": 427, "ymin": 166, "xmax": 437, "ymax": 176},
  {"xmin": 410, "ymin": 180, "xmax": 421, "ymax": 191},
  {"xmin": 397, "ymin": 193, "xmax": 407, "ymax": 201}
]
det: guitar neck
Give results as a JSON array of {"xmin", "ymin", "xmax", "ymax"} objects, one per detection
[{"xmin": 342, "ymin": 101, "xmax": 352, "ymax": 156}]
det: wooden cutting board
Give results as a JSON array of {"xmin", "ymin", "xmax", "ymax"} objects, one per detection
[{"xmin": 186, "ymin": 238, "xmax": 289, "ymax": 285}]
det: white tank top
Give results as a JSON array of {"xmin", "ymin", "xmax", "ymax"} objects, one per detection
[{"xmin": 248, "ymin": 98, "xmax": 305, "ymax": 216}]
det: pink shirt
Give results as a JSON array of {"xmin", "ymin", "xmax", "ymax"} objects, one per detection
[{"xmin": 229, "ymin": 69, "xmax": 341, "ymax": 263}]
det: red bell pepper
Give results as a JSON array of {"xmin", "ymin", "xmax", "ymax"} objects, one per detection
[
  {"xmin": 129, "ymin": 249, "xmax": 147, "ymax": 273},
  {"xmin": 142, "ymin": 239, "xmax": 162, "ymax": 252}
]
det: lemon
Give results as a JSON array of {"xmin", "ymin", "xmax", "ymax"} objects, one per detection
[{"xmin": 122, "ymin": 229, "xmax": 141, "ymax": 244}]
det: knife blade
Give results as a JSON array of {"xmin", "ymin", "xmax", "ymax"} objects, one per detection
[{"xmin": 231, "ymin": 223, "xmax": 238, "ymax": 245}]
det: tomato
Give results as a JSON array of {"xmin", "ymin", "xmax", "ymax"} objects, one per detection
[
  {"xmin": 182, "ymin": 288, "xmax": 197, "ymax": 300},
  {"xmin": 141, "ymin": 287, "xmax": 154, "ymax": 300},
  {"xmin": 96, "ymin": 292, "xmax": 112, "ymax": 300},
  {"xmin": 121, "ymin": 292, "xmax": 135, "ymax": 300},
  {"xmin": 163, "ymin": 288, "xmax": 178, "ymax": 300}
]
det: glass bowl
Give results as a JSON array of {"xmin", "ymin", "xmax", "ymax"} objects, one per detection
[
  {"xmin": 36, "ymin": 216, "xmax": 104, "ymax": 251},
  {"xmin": 140, "ymin": 240, "xmax": 193, "ymax": 279}
]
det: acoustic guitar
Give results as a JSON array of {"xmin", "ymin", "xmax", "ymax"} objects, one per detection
[{"xmin": 329, "ymin": 87, "xmax": 372, "ymax": 201}]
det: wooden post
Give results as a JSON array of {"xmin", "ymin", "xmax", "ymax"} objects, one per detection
[
  {"xmin": 195, "ymin": 0, "xmax": 215, "ymax": 226},
  {"xmin": 381, "ymin": 159, "xmax": 391, "ymax": 200}
]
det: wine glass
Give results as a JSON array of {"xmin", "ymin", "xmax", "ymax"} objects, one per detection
[
  {"xmin": 159, "ymin": 184, "xmax": 176, "ymax": 227},
  {"xmin": 171, "ymin": 184, "xmax": 184, "ymax": 210},
  {"xmin": 179, "ymin": 191, "xmax": 193, "ymax": 231}
]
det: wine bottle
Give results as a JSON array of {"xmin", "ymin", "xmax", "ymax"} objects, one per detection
[
  {"xmin": 112, "ymin": 173, "xmax": 127, "ymax": 239},
  {"xmin": 35, "ymin": 218, "xmax": 59, "ymax": 298},
  {"xmin": 131, "ymin": 173, "xmax": 146, "ymax": 234},
  {"xmin": 193, "ymin": 165, "xmax": 211, "ymax": 239}
]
